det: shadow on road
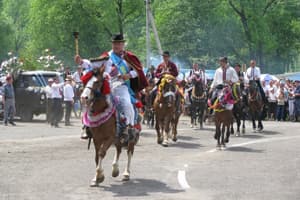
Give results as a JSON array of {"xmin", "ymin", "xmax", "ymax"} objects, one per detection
[
  {"xmin": 261, "ymin": 130, "xmax": 281, "ymax": 135},
  {"xmin": 100, "ymin": 178, "xmax": 183, "ymax": 197},
  {"xmin": 239, "ymin": 134, "xmax": 264, "ymax": 139},
  {"xmin": 170, "ymin": 141, "xmax": 203, "ymax": 149},
  {"xmin": 226, "ymin": 146, "xmax": 264, "ymax": 153}
]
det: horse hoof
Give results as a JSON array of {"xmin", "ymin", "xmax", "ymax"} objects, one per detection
[
  {"xmin": 112, "ymin": 165, "xmax": 119, "ymax": 178},
  {"xmin": 224, "ymin": 138, "xmax": 229, "ymax": 143},
  {"xmin": 157, "ymin": 139, "xmax": 163, "ymax": 144},
  {"xmin": 221, "ymin": 145, "xmax": 226, "ymax": 150},
  {"xmin": 162, "ymin": 141, "xmax": 168, "ymax": 147},
  {"xmin": 172, "ymin": 137, "xmax": 177, "ymax": 142},
  {"xmin": 90, "ymin": 176, "xmax": 105, "ymax": 187},
  {"xmin": 122, "ymin": 174, "xmax": 130, "ymax": 181}
]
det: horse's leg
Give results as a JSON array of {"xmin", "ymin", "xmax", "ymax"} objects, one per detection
[
  {"xmin": 162, "ymin": 118, "xmax": 170, "ymax": 147},
  {"xmin": 172, "ymin": 115, "xmax": 179, "ymax": 142},
  {"xmin": 236, "ymin": 115, "xmax": 241, "ymax": 136},
  {"xmin": 112, "ymin": 144, "xmax": 122, "ymax": 178},
  {"xmin": 242, "ymin": 113, "xmax": 246, "ymax": 134},
  {"xmin": 190, "ymin": 104, "xmax": 194, "ymax": 128},
  {"xmin": 155, "ymin": 117, "xmax": 162, "ymax": 144},
  {"xmin": 258, "ymin": 110, "xmax": 264, "ymax": 132},
  {"xmin": 252, "ymin": 113, "xmax": 256, "ymax": 132},
  {"xmin": 230, "ymin": 121, "xmax": 234, "ymax": 135},
  {"xmin": 199, "ymin": 105, "xmax": 204, "ymax": 129},
  {"xmin": 90, "ymin": 141, "xmax": 105, "ymax": 186},
  {"xmin": 123, "ymin": 142, "xmax": 134, "ymax": 181}
]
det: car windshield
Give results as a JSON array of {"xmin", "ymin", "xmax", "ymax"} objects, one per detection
[
  {"xmin": 43, "ymin": 74, "xmax": 64, "ymax": 84},
  {"xmin": 22, "ymin": 75, "xmax": 44, "ymax": 87}
]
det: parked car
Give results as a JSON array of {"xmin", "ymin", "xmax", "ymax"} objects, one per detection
[{"xmin": 12, "ymin": 70, "xmax": 63, "ymax": 121}]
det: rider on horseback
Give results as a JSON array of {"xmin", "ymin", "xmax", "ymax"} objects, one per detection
[
  {"xmin": 246, "ymin": 60, "xmax": 268, "ymax": 104},
  {"xmin": 209, "ymin": 57, "xmax": 239, "ymax": 110},
  {"xmin": 154, "ymin": 51, "xmax": 179, "ymax": 105},
  {"xmin": 75, "ymin": 34, "xmax": 148, "ymax": 140}
]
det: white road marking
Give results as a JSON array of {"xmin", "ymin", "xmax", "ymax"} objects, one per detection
[
  {"xmin": 206, "ymin": 135, "xmax": 300, "ymax": 153},
  {"xmin": 178, "ymin": 170, "xmax": 191, "ymax": 189}
]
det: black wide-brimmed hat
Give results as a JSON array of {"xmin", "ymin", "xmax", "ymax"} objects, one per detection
[
  {"xmin": 162, "ymin": 51, "xmax": 170, "ymax": 57},
  {"xmin": 111, "ymin": 34, "xmax": 126, "ymax": 42}
]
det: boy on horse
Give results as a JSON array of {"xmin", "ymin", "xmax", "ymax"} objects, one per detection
[
  {"xmin": 75, "ymin": 34, "xmax": 148, "ymax": 140},
  {"xmin": 209, "ymin": 57, "xmax": 239, "ymax": 110},
  {"xmin": 154, "ymin": 51, "xmax": 179, "ymax": 104}
]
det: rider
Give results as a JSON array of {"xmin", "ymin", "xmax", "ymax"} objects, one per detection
[
  {"xmin": 246, "ymin": 59, "xmax": 267, "ymax": 103},
  {"xmin": 75, "ymin": 34, "xmax": 148, "ymax": 139},
  {"xmin": 155, "ymin": 51, "xmax": 179, "ymax": 102},
  {"xmin": 187, "ymin": 63, "xmax": 207, "ymax": 102},
  {"xmin": 209, "ymin": 57, "xmax": 239, "ymax": 109}
]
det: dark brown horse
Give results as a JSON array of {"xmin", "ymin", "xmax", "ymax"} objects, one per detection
[
  {"xmin": 189, "ymin": 74, "xmax": 207, "ymax": 129},
  {"xmin": 153, "ymin": 74, "xmax": 178, "ymax": 147},
  {"xmin": 86, "ymin": 67, "xmax": 139, "ymax": 186},
  {"xmin": 248, "ymin": 80, "xmax": 264, "ymax": 132},
  {"xmin": 215, "ymin": 109, "xmax": 233, "ymax": 150}
]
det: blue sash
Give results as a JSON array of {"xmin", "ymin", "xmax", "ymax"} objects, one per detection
[{"xmin": 110, "ymin": 51, "xmax": 137, "ymax": 104}]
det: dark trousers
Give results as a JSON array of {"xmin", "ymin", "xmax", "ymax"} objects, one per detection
[
  {"xmin": 256, "ymin": 80, "xmax": 267, "ymax": 103},
  {"xmin": 64, "ymin": 101, "xmax": 72, "ymax": 125},
  {"xmin": 51, "ymin": 98, "xmax": 62, "ymax": 126},
  {"xmin": 46, "ymin": 99, "xmax": 52, "ymax": 123},
  {"xmin": 276, "ymin": 105, "xmax": 285, "ymax": 121}
]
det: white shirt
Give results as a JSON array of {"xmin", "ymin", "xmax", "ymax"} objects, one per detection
[
  {"xmin": 51, "ymin": 82, "xmax": 64, "ymax": 99},
  {"xmin": 211, "ymin": 66, "xmax": 239, "ymax": 88},
  {"xmin": 188, "ymin": 69, "xmax": 207, "ymax": 85},
  {"xmin": 72, "ymin": 71, "xmax": 82, "ymax": 83},
  {"xmin": 63, "ymin": 83, "xmax": 74, "ymax": 101},
  {"xmin": 246, "ymin": 66, "xmax": 261, "ymax": 80},
  {"xmin": 45, "ymin": 85, "xmax": 52, "ymax": 99},
  {"xmin": 268, "ymin": 85, "xmax": 277, "ymax": 102}
]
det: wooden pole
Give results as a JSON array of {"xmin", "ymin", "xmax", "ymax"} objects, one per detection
[{"xmin": 73, "ymin": 32, "xmax": 79, "ymax": 55}]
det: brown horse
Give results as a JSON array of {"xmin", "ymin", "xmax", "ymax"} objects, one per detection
[
  {"xmin": 248, "ymin": 80, "xmax": 264, "ymax": 132},
  {"xmin": 153, "ymin": 74, "xmax": 178, "ymax": 147},
  {"xmin": 214, "ymin": 109, "xmax": 233, "ymax": 150},
  {"xmin": 86, "ymin": 67, "xmax": 139, "ymax": 186}
]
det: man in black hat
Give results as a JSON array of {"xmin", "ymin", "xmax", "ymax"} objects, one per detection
[
  {"xmin": 155, "ymin": 51, "xmax": 178, "ymax": 78},
  {"xmin": 74, "ymin": 33, "xmax": 148, "ymax": 140}
]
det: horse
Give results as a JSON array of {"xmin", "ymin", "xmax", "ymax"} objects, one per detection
[
  {"xmin": 153, "ymin": 74, "xmax": 178, "ymax": 147},
  {"xmin": 215, "ymin": 109, "xmax": 233, "ymax": 150},
  {"xmin": 189, "ymin": 74, "xmax": 207, "ymax": 129},
  {"xmin": 247, "ymin": 80, "xmax": 264, "ymax": 132},
  {"xmin": 141, "ymin": 79, "xmax": 156, "ymax": 128},
  {"xmin": 86, "ymin": 67, "xmax": 139, "ymax": 186},
  {"xmin": 231, "ymin": 83, "xmax": 248, "ymax": 136}
]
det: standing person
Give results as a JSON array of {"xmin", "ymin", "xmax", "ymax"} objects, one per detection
[
  {"xmin": 267, "ymin": 80, "xmax": 277, "ymax": 120},
  {"xmin": 293, "ymin": 80, "xmax": 300, "ymax": 122},
  {"xmin": 50, "ymin": 76, "xmax": 64, "ymax": 127},
  {"xmin": 63, "ymin": 66, "xmax": 72, "ymax": 80},
  {"xmin": 287, "ymin": 82, "xmax": 295, "ymax": 121},
  {"xmin": 276, "ymin": 83, "xmax": 286, "ymax": 121},
  {"xmin": 246, "ymin": 60, "xmax": 267, "ymax": 103},
  {"xmin": 72, "ymin": 66, "xmax": 83, "ymax": 84},
  {"xmin": 63, "ymin": 77, "xmax": 74, "ymax": 126},
  {"xmin": 209, "ymin": 57, "xmax": 239, "ymax": 107},
  {"xmin": 45, "ymin": 78, "xmax": 54, "ymax": 123},
  {"xmin": 3, "ymin": 75, "xmax": 16, "ymax": 126},
  {"xmin": 75, "ymin": 33, "xmax": 148, "ymax": 139}
]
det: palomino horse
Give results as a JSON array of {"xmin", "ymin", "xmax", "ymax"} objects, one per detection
[
  {"xmin": 189, "ymin": 74, "xmax": 207, "ymax": 129},
  {"xmin": 248, "ymin": 80, "xmax": 264, "ymax": 132},
  {"xmin": 153, "ymin": 74, "xmax": 178, "ymax": 147},
  {"xmin": 85, "ymin": 67, "xmax": 139, "ymax": 186},
  {"xmin": 231, "ymin": 83, "xmax": 247, "ymax": 136}
]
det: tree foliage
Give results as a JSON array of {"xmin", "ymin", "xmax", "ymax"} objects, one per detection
[{"xmin": 0, "ymin": 0, "xmax": 299, "ymax": 74}]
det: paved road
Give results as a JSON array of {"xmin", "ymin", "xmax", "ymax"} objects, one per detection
[{"xmin": 0, "ymin": 116, "xmax": 299, "ymax": 200}]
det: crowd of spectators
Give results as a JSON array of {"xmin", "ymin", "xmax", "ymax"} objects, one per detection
[{"xmin": 262, "ymin": 79, "xmax": 300, "ymax": 122}]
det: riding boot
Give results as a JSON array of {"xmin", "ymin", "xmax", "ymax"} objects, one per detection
[
  {"xmin": 81, "ymin": 125, "xmax": 89, "ymax": 139},
  {"xmin": 128, "ymin": 127, "xmax": 136, "ymax": 142}
]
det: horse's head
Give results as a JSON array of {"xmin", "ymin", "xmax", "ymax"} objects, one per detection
[
  {"xmin": 161, "ymin": 76, "xmax": 177, "ymax": 107},
  {"xmin": 248, "ymin": 80, "xmax": 258, "ymax": 94},
  {"xmin": 87, "ymin": 68, "xmax": 109, "ymax": 115},
  {"xmin": 191, "ymin": 73, "xmax": 205, "ymax": 97}
]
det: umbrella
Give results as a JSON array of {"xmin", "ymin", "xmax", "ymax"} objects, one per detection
[{"xmin": 260, "ymin": 74, "xmax": 279, "ymax": 82}]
